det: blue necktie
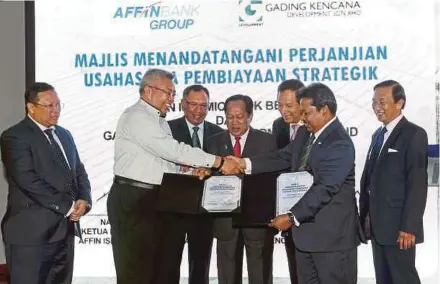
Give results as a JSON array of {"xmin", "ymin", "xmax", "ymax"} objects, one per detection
[
  {"xmin": 367, "ymin": 127, "xmax": 387, "ymax": 179},
  {"xmin": 44, "ymin": 129, "xmax": 77, "ymax": 200}
]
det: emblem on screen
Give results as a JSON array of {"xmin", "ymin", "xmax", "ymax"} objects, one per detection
[{"xmin": 239, "ymin": 0, "xmax": 264, "ymax": 27}]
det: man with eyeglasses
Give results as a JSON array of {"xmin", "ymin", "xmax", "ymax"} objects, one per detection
[
  {"xmin": 0, "ymin": 82, "xmax": 92, "ymax": 284},
  {"xmin": 107, "ymin": 69, "xmax": 241, "ymax": 284},
  {"xmin": 154, "ymin": 85, "xmax": 224, "ymax": 284}
]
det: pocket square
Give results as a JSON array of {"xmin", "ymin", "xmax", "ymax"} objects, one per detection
[{"xmin": 388, "ymin": 148, "xmax": 398, "ymax": 153}]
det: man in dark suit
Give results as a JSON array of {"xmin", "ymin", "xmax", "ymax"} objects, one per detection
[
  {"xmin": 156, "ymin": 84, "xmax": 223, "ymax": 284},
  {"xmin": 359, "ymin": 80, "xmax": 428, "ymax": 284},
  {"xmin": 272, "ymin": 79, "xmax": 305, "ymax": 284},
  {"xmin": 229, "ymin": 83, "xmax": 361, "ymax": 284},
  {"xmin": 0, "ymin": 82, "xmax": 92, "ymax": 284},
  {"xmin": 206, "ymin": 94, "xmax": 277, "ymax": 284}
]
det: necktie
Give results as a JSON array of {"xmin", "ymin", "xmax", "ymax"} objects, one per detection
[
  {"xmin": 290, "ymin": 124, "xmax": 299, "ymax": 141},
  {"xmin": 233, "ymin": 136, "xmax": 241, "ymax": 157},
  {"xmin": 298, "ymin": 134, "xmax": 315, "ymax": 171},
  {"xmin": 192, "ymin": 126, "xmax": 201, "ymax": 148},
  {"xmin": 367, "ymin": 127, "xmax": 388, "ymax": 178},
  {"xmin": 44, "ymin": 129, "xmax": 77, "ymax": 200}
]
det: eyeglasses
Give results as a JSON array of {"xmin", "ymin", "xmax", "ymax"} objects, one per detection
[
  {"xmin": 147, "ymin": 84, "xmax": 176, "ymax": 98},
  {"xmin": 32, "ymin": 102, "xmax": 64, "ymax": 110},
  {"xmin": 185, "ymin": 100, "xmax": 208, "ymax": 110}
]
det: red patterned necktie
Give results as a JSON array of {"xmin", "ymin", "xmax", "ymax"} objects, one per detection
[{"xmin": 233, "ymin": 136, "xmax": 241, "ymax": 157}]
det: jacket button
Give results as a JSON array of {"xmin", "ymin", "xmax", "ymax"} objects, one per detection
[{"xmin": 55, "ymin": 206, "xmax": 59, "ymax": 210}]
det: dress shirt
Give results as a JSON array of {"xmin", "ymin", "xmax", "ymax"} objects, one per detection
[
  {"xmin": 28, "ymin": 115, "xmax": 75, "ymax": 216},
  {"xmin": 185, "ymin": 119, "xmax": 204, "ymax": 148},
  {"xmin": 312, "ymin": 116, "xmax": 337, "ymax": 143},
  {"xmin": 114, "ymin": 99, "xmax": 216, "ymax": 185},
  {"xmin": 380, "ymin": 114, "xmax": 403, "ymax": 153},
  {"xmin": 28, "ymin": 115, "xmax": 70, "ymax": 167},
  {"xmin": 289, "ymin": 121, "xmax": 303, "ymax": 140}
]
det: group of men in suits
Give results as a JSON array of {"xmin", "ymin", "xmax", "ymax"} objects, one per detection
[
  {"xmin": 0, "ymin": 74, "xmax": 428, "ymax": 284},
  {"xmin": 159, "ymin": 78, "xmax": 428, "ymax": 284}
]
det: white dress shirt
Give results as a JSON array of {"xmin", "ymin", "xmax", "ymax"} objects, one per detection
[
  {"xmin": 185, "ymin": 119, "xmax": 204, "ymax": 148},
  {"xmin": 379, "ymin": 114, "xmax": 403, "ymax": 153},
  {"xmin": 114, "ymin": 99, "xmax": 216, "ymax": 185}
]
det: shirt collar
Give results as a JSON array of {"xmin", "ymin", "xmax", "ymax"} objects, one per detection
[
  {"xmin": 289, "ymin": 121, "xmax": 303, "ymax": 127},
  {"xmin": 28, "ymin": 114, "xmax": 55, "ymax": 132},
  {"xmin": 313, "ymin": 116, "xmax": 337, "ymax": 141},
  {"xmin": 230, "ymin": 128, "xmax": 250, "ymax": 141},
  {"xmin": 384, "ymin": 114, "xmax": 403, "ymax": 133},
  {"xmin": 185, "ymin": 118, "xmax": 204, "ymax": 133},
  {"xmin": 139, "ymin": 98, "xmax": 161, "ymax": 117}
]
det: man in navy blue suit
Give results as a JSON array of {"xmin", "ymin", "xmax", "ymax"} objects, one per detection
[
  {"xmin": 1, "ymin": 82, "xmax": 92, "ymax": 284},
  {"xmin": 229, "ymin": 83, "xmax": 362, "ymax": 284},
  {"xmin": 359, "ymin": 80, "xmax": 428, "ymax": 284}
]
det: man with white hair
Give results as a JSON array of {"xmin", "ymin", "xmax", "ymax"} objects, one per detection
[{"xmin": 107, "ymin": 68, "xmax": 241, "ymax": 284}]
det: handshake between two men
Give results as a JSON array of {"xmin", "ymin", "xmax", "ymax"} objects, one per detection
[
  {"xmin": 189, "ymin": 155, "xmax": 246, "ymax": 179},
  {"xmin": 186, "ymin": 156, "xmax": 292, "ymax": 231}
]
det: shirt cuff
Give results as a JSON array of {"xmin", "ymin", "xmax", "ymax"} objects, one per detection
[
  {"xmin": 244, "ymin": 158, "xmax": 252, "ymax": 174},
  {"xmin": 288, "ymin": 211, "xmax": 300, "ymax": 227},
  {"xmin": 65, "ymin": 201, "xmax": 75, "ymax": 217}
]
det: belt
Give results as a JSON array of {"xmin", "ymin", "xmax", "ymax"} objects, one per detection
[{"xmin": 113, "ymin": 176, "xmax": 159, "ymax": 190}]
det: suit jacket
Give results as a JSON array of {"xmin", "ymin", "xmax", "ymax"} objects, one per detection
[
  {"xmin": 206, "ymin": 128, "xmax": 277, "ymax": 241},
  {"xmin": 168, "ymin": 116, "xmax": 224, "ymax": 152},
  {"xmin": 252, "ymin": 118, "xmax": 361, "ymax": 252},
  {"xmin": 272, "ymin": 117, "xmax": 290, "ymax": 149},
  {"xmin": 359, "ymin": 117, "xmax": 428, "ymax": 245},
  {"xmin": 0, "ymin": 117, "xmax": 92, "ymax": 245}
]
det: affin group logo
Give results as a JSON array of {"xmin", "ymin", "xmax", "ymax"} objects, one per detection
[{"xmin": 239, "ymin": 0, "xmax": 264, "ymax": 27}]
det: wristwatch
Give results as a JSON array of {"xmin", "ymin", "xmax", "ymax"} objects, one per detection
[
  {"xmin": 214, "ymin": 157, "xmax": 225, "ymax": 170},
  {"xmin": 286, "ymin": 211, "xmax": 295, "ymax": 224}
]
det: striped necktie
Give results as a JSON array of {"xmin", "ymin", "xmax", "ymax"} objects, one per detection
[{"xmin": 298, "ymin": 134, "xmax": 315, "ymax": 171}]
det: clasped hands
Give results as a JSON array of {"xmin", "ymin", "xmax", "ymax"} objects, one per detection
[{"xmin": 190, "ymin": 156, "xmax": 247, "ymax": 179}]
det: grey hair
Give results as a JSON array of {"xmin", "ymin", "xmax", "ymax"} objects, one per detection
[{"xmin": 139, "ymin": 68, "xmax": 174, "ymax": 94}]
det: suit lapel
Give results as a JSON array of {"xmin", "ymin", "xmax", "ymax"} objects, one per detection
[
  {"xmin": 24, "ymin": 117, "xmax": 60, "ymax": 166},
  {"xmin": 241, "ymin": 128, "xmax": 250, "ymax": 157},
  {"xmin": 221, "ymin": 132, "xmax": 234, "ymax": 156},
  {"xmin": 376, "ymin": 117, "xmax": 407, "ymax": 165},
  {"xmin": 203, "ymin": 121, "xmax": 211, "ymax": 151},
  {"xmin": 307, "ymin": 118, "xmax": 341, "ymax": 164},
  {"xmin": 179, "ymin": 117, "xmax": 192, "ymax": 145},
  {"xmin": 54, "ymin": 126, "xmax": 74, "ymax": 168}
]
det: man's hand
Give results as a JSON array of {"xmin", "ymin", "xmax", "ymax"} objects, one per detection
[
  {"xmin": 225, "ymin": 156, "xmax": 246, "ymax": 169},
  {"xmin": 70, "ymin": 200, "xmax": 89, "ymax": 222},
  {"xmin": 397, "ymin": 231, "xmax": 416, "ymax": 250},
  {"xmin": 269, "ymin": 214, "xmax": 292, "ymax": 231},
  {"xmin": 220, "ymin": 158, "xmax": 244, "ymax": 175},
  {"xmin": 192, "ymin": 168, "xmax": 211, "ymax": 180}
]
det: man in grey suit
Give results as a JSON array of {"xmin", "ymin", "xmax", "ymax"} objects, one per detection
[
  {"xmin": 206, "ymin": 94, "xmax": 277, "ymax": 284},
  {"xmin": 229, "ymin": 83, "xmax": 362, "ymax": 284}
]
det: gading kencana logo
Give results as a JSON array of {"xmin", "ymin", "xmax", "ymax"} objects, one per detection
[{"xmin": 239, "ymin": 0, "xmax": 264, "ymax": 27}]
